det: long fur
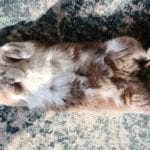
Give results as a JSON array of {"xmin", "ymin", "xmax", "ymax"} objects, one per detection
[{"xmin": 0, "ymin": 37, "xmax": 149, "ymax": 112}]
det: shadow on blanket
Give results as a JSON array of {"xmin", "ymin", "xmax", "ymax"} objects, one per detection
[{"xmin": 0, "ymin": 0, "xmax": 149, "ymax": 49}]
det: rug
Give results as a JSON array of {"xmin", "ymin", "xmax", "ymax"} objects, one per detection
[{"xmin": 0, "ymin": 0, "xmax": 150, "ymax": 149}]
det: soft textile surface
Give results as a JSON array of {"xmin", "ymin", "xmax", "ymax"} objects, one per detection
[{"xmin": 0, "ymin": 0, "xmax": 150, "ymax": 149}]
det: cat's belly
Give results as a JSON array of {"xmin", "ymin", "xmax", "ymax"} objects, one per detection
[{"xmin": 22, "ymin": 68, "xmax": 79, "ymax": 108}]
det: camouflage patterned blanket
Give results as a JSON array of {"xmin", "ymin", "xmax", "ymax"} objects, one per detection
[{"xmin": 0, "ymin": 0, "xmax": 150, "ymax": 149}]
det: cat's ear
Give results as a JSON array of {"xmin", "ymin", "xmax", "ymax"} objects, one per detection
[{"xmin": 0, "ymin": 42, "xmax": 35, "ymax": 61}]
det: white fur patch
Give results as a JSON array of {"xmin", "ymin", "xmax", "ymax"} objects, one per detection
[
  {"xmin": 20, "ymin": 47, "xmax": 78, "ymax": 108},
  {"xmin": 24, "ymin": 72, "xmax": 76, "ymax": 108},
  {"xmin": 105, "ymin": 38, "xmax": 125, "ymax": 53}
]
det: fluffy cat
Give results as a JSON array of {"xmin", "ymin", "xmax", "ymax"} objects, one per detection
[{"xmin": 0, "ymin": 36, "xmax": 149, "ymax": 112}]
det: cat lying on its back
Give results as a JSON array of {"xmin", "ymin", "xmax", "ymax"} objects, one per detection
[{"xmin": 0, "ymin": 36, "xmax": 149, "ymax": 112}]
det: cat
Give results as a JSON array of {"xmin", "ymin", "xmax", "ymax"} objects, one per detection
[{"xmin": 0, "ymin": 36, "xmax": 149, "ymax": 112}]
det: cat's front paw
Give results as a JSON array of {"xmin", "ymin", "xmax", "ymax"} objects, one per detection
[
  {"xmin": 0, "ymin": 42, "xmax": 35, "ymax": 65},
  {"xmin": 0, "ymin": 68, "xmax": 25, "ymax": 84}
]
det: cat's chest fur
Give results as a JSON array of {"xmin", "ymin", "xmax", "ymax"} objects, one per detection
[
  {"xmin": 22, "ymin": 44, "xmax": 120, "ymax": 109},
  {"xmin": 22, "ymin": 45, "xmax": 80, "ymax": 108}
]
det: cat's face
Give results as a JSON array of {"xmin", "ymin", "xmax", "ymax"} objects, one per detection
[{"xmin": 0, "ymin": 37, "xmax": 149, "ymax": 110}]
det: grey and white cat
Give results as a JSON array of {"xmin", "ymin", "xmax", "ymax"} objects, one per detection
[{"xmin": 0, "ymin": 37, "xmax": 149, "ymax": 112}]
